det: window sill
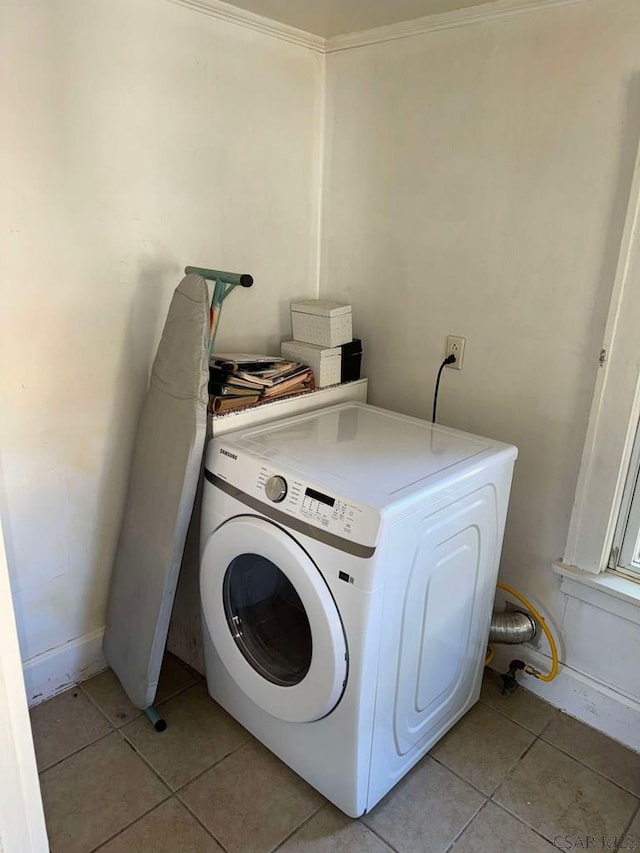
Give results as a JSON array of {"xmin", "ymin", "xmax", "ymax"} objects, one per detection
[{"xmin": 553, "ymin": 561, "xmax": 640, "ymax": 624}]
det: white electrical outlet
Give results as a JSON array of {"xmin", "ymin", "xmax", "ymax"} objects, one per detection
[{"xmin": 445, "ymin": 335, "xmax": 466, "ymax": 370}]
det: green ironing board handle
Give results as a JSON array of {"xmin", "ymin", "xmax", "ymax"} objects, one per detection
[
  {"xmin": 184, "ymin": 267, "xmax": 253, "ymax": 287},
  {"xmin": 185, "ymin": 265, "xmax": 254, "ymax": 356}
]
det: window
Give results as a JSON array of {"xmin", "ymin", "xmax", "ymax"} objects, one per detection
[
  {"xmin": 611, "ymin": 422, "xmax": 640, "ymax": 578},
  {"xmin": 562, "ymin": 140, "xmax": 640, "ymax": 578}
]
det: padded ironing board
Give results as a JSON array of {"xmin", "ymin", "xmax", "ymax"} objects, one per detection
[{"xmin": 103, "ymin": 273, "xmax": 209, "ymax": 709}]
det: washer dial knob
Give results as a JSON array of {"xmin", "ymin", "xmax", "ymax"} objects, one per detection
[{"xmin": 265, "ymin": 475, "xmax": 287, "ymax": 503}]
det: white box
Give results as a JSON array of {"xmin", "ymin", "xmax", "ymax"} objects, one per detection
[
  {"xmin": 290, "ymin": 299, "xmax": 352, "ymax": 348},
  {"xmin": 281, "ymin": 340, "xmax": 342, "ymax": 388}
]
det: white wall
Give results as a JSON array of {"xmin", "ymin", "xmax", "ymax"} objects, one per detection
[
  {"xmin": 320, "ymin": 0, "xmax": 640, "ymax": 734},
  {"xmin": 0, "ymin": 0, "xmax": 322, "ymax": 701}
]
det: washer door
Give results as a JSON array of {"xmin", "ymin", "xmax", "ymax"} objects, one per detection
[{"xmin": 201, "ymin": 516, "xmax": 347, "ymax": 723}]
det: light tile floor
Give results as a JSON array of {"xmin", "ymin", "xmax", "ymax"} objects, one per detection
[{"xmin": 31, "ymin": 657, "xmax": 640, "ymax": 853}]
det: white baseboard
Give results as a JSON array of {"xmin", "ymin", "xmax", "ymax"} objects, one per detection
[
  {"xmin": 491, "ymin": 644, "xmax": 640, "ymax": 752},
  {"xmin": 23, "ymin": 628, "xmax": 107, "ymax": 707}
]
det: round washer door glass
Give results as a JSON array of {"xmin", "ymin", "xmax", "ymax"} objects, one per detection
[
  {"xmin": 223, "ymin": 553, "xmax": 312, "ymax": 687},
  {"xmin": 201, "ymin": 516, "xmax": 348, "ymax": 723}
]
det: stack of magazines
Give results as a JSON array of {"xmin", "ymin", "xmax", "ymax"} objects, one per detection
[{"xmin": 209, "ymin": 353, "xmax": 315, "ymax": 414}]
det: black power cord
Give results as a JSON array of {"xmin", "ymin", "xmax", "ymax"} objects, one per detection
[{"xmin": 432, "ymin": 354, "xmax": 456, "ymax": 423}]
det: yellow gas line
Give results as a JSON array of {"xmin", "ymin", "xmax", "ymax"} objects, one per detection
[
  {"xmin": 484, "ymin": 582, "xmax": 559, "ymax": 682},
  {"xmin": 484, "ymin": 643, "xmax": 495, "ymax": 667}
]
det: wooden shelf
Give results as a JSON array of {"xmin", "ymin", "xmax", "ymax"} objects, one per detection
[{"xmin": 209, "ymin": 379, "xmax": 368, "ymax": 437}]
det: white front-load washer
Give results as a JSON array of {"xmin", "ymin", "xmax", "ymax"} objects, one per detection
[{"xmin": 200, "ymin": 402, "xmax": 517, "ymax": 817}]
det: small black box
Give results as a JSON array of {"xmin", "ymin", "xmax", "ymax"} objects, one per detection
[{"xmin": 340, "ymin": 338, "xmax": 362, "ymax": 383}]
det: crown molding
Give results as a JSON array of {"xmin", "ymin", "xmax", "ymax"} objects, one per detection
[
  {"xmin": 168, "ymin": 0, "xmax": 598, "ymax": 55},
  {"xmin": 324, "ymin": 0, "xmax": 596, "ymax": 53},
  {"xmin": 166, "ymin": 0, "xmax": 325, "ymax": 52}
]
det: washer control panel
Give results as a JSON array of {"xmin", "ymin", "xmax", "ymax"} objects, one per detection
[
  {"xmin": 210, "ymin": 441, "xmax": 380, "ymax": 547},
  {"xmin": 255, "ymin": 467, "xmax": 376, "ymax": 544}
]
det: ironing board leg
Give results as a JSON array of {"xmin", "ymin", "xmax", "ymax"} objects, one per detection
[{"xmin": 144, "ymin": 706, "xmax": 167, "ymax": 732}]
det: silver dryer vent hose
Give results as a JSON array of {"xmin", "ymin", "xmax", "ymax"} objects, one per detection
[{"xmin": 489, "ymin": 611, "xmax": 536, "ymax": 644}]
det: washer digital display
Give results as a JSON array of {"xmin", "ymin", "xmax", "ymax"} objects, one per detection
[{"xmin": 304, "ymin": 487, "xmax": 335, "ymax": 507}]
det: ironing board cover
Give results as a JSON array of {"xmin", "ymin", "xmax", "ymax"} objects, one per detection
[{"xmin": 103, "ymin": 273, "xmax": 209, "ymax": 708}]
